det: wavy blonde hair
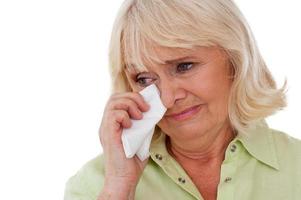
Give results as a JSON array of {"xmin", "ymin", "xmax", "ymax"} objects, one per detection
[{"xmin": 108, "ymin": 0, "xmax": 287, "ymax": 133}]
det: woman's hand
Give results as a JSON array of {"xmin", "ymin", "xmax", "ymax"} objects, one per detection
[{"xmin": 98, "ymin": 92, "xmax": 150, "ymax": 200}]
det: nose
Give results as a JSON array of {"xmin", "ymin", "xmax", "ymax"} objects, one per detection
[{"xmin": 156, "ymin": 78, "xmax": 186, "ymax": 109}]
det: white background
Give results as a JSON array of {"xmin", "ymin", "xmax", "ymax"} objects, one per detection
[{"xmin": 0, "ymin": 0, "xmax": 300, "ymax": 199}]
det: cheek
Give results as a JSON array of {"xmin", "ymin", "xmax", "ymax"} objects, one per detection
[
  {"xmin": 200, "ymin": 65, "xmax": 232, "ymax": 98},
  {"xmin": 206, "ymin": 79, "xmax": 232, "ymax": 120},
  {"xmin": 128, "ymin": 81, "xmax": 142, "ymax": 92},
  {"xmin": 192, "ymin": 70, "xmax": 232, "ymax": 115}
]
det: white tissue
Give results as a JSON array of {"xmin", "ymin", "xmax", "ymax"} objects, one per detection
[{"xmin": 121, "ymin": 84, "xmax": 167, "ymax": 161}]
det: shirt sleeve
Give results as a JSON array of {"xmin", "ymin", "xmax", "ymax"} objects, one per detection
[
  {"xmin": 64, "ymin": 155, "xmax": 105, "ymax": 200},
  {"xmin": 64, "ymin": 173, "xmax": 95, "ymax": 200}
]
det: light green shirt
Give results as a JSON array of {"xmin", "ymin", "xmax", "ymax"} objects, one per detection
[{"xmin": 64, "ymin": 121, "xmax": 301, "ymax": 200}]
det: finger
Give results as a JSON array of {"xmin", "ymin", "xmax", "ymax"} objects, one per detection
[
  {"xmin": 110, "ymin": 98, "xmax": 143, "ymax": 120},
  {"xmin": 111, "ymin": 92, "xmax": 150, "ymax": 112},
  {"xmin": 99, "ymin": 110, "xmax": 132, "ymax": 146},
  {"xmin": 112, "ymin": 110, "xmax": 132, "ymax": 130}
]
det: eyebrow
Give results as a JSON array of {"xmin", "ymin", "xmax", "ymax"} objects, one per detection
[{"xmin": 164, "ymin": 56, "xmax": 198, "ymax": 64}]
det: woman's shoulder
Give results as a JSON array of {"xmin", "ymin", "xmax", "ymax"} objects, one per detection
[
  {"xmin": 270, "ymin": 128, "xmax": 301, "ymax": 153},
  {"xmin": 269, "ymin": 128, "xmax": 301, "ymax": 169},
  {"xmin": 64, "ymin": 154, "xmax": 105, "ymax": 200}
]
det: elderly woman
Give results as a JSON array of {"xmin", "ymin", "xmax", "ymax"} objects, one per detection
[{"xmin": 64, "ymin": 0, "xmax": 301, "ymax": 199}]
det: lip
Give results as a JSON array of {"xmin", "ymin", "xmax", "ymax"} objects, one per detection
[{"xmin": 165, "ymin": 104, "xmax": 202, "ymax": 121}]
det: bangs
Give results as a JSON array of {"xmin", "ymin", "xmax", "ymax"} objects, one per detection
[{"xmin": 121, "ymin": 0, "xmax": 216, "ymax": 73}]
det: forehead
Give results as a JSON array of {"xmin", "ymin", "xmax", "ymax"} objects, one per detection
[{"xmin": 124, "ymin": 45, "xmax": 225, "ymax": 72}]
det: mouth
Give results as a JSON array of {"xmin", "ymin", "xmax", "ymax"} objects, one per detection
[{"xmin": 165, "ymin": 104, "xmax": 202, "ymax": 121}]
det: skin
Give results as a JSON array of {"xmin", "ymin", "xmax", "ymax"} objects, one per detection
[
  {"xmin": 127, "ymin": 46, "xmax": 235, "ymax": 199},
  {"xmin": 98, "ymin": 46, "xmax": 235, "ymax": 200}
]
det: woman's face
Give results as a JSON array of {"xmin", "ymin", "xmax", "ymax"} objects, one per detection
[{"xmin": 125, "ymin": 46, "xmax": 233, "ymax": 143}]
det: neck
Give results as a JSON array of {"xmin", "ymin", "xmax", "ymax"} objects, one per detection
[{"xmin": 167, "ymin": 122, "xmax": 236, "ymax": 163}]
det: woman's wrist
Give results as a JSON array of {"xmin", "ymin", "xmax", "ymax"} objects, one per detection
[{"xmin": 98, "ymin": 178, "xmax": 136, "ymax": 200}]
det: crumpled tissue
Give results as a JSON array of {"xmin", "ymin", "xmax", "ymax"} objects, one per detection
[{"xmin": 121, "ymin": 84, "xmax": 167, "ymax": 161}]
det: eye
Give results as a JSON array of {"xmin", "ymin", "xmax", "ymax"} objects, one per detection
[
  {"xmin": 176, "ymin": 62, "xmax": 193, "ymax": 73},
  {"xmin": 135, "ymin": 74, "xmax": 155, "ymax": 87}
]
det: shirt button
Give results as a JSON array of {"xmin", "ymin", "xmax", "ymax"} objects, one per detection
[
  {"xmin": 178, "ymin": 177, "xmax": 186, "ymax": 184},
  {"xmin": 155, "ymin": 154, "xmax": 163, "ymax": 160},
  {"xmin": 224, "ymin": 177, "xmax": 232, "ymax": 183},
  {"xmin": 230, "ymin": 144, "xmax": 237, "ymax": 152}
]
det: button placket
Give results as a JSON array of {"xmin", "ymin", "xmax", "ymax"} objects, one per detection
[
  {"xmin": 155, "ymin": 154, "xmax": 163, "ymax": 160},
  {"xmin": 224, "ymin": 177, "xmax": 232, "ymax": 183},
  {"xmin": 178, "ymin": 177, "xmax": 186, "ymax": 184},
  {"xmin": 154, "ymin": 152, "xmax": 202, "ymax": 200},
  {"xmin": 218, "ymin": 162, "xmax": 236, "ymax": 200},
  {"xmin": 230, "ymin": 144, "xmax": 237, "ymax": 153}
]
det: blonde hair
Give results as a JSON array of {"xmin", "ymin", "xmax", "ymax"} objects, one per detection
[{"xmin": 108, "ymin": 0, "xmax": 287, "ymax": 133}]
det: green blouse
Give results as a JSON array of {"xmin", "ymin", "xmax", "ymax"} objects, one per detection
[{"xmin": 64, "ymin": 121, "xmax": 301, "ymax": 200}]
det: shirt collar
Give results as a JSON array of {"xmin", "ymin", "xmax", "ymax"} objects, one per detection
[
  {"xmin": 236, "ymin": 120, "xmax": 280, "ymax": 170},
  {"xmin": 150, "ymin": 120, "xmax": 280, "ymax": 170},
  {"xmin": 149, "ymin": 127, "xmax": 169, "ymax": 159}
]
